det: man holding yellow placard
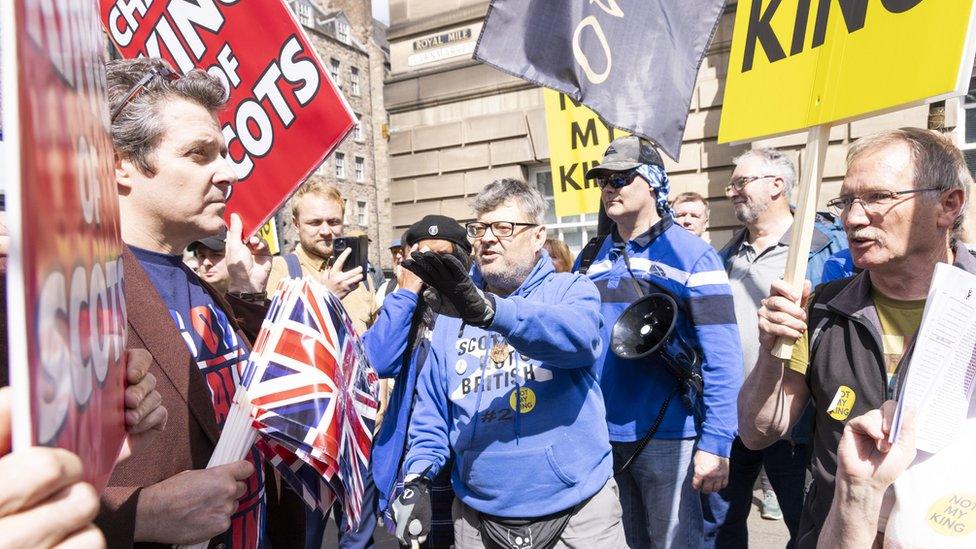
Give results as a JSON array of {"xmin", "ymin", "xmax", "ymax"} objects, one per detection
[{"xmin": 738, "ymin": 128, "xmax": 972, "ymax": 547}]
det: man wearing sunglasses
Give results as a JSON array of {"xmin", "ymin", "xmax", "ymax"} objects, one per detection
[
  {"xmin": 576, "ymin": 136, "xmax": 743, "ymax": 549},
  {"xmin": 739, "ymin": 128, "xmax": 973, "ymax": 548},
  {"xmin": 100, "ymin": 58, "xmax": 304, "ymax": 548},
  {"xmin": 392, "ymin": 179, "xmax": 624, "ymax": 548}
]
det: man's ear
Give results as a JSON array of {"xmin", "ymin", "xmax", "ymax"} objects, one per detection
[
  {"xmin": 531, "ymin": 224, "xmax": 547, "ymax": 253},
  {"xmin": 769, "ymin": 176, "xmax": 787, "ymax": 200},
  {"xmin": 115, "ymin": 153, "xmax": 135, "ymax": 196},
  {"xmin": 939, "ymin": 187, "xmax": 966, "ymax": 231}
]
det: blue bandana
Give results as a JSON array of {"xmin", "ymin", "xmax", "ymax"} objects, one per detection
[{"xmin": 635, "ymin": 164, "xmax": 673, "ymax": 217}]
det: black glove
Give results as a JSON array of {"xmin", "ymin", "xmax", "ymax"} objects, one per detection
[
  {"xmin": 392, "ymin": 477, "xmax": 432, "ymax": 546},
  {"xmin": 402, "ymin": 251, "xmax": 495, "ymax": 327}
]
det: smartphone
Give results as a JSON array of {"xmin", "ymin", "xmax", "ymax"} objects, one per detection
[{"xmin": 332, "ymin": 235, "xmax": 369, "ymax": 283}]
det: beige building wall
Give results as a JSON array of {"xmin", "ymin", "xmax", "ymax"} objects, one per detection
[{"xmin": 386, "ymin": 1, "xmax": 970, "ymax": 253}]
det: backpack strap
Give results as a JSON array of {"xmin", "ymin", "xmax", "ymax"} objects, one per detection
[
  {"xmin": 284, "ymin": 253, "xmax": 303, "ymax": 279},
  {"xmin": 576, "ymin": 235, "xmax": 608, "ymax": 275}
]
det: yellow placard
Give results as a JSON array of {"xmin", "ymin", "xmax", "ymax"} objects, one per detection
[
  {"xmin": 720, "ymin": 0, "xmax": 976, "ymax": 144},
  {"xmin": 258, "ymin": 218, "xmax": 280, "ymax": 255},
  {"xmin": 543, "ymin": 89, "xmax": 628, "ymax": 218}
]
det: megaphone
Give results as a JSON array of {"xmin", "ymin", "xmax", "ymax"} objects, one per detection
[{"xmin": 611, "ymin": 293, "xmax": 703, "ymax": 395}]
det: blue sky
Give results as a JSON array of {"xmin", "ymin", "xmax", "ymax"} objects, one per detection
[{"xmin": 372, "ymin": 0, "xmax": 389, "ymax": 25}]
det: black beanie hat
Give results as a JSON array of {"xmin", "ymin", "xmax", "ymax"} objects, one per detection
[{"xmin": 404, "ymin": 214, "xmax": 472, "ymax": 255}]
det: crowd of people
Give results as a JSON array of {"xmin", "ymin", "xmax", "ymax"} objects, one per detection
[{"xmin": 2, "ymin": 56, "xmax": 975, "ymax": 549}]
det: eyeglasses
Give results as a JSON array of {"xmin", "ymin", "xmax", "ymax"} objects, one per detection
[
  {"xmin": 596, "ymin": 170, "xmax": 640, "ymax": 190},
  {"xmin": 465, "ymin": 221, "xmax": 538, "ymax": 238},
  {"xmin": 110, "ymin": 65, "xmax": 179, "ymax": 123},
  {"xmin": 826, "ymin": 187, "xmax": 943, "ymax": 216},
  {"xmin": 725, "ymin": 175, "xmax": 778, "ymax": 194}
]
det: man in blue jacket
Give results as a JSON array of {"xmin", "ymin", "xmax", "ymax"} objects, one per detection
[
  {"xmin": 577, "ymin": 136, "xmax": 744, "ymax": 549},
  {"xmin": 363, "ymin": 214, "xmax": 472, "ymax": 548},
  {"xmin": 392, "ymin": 179, "xmax": 624, "ymax": 548}
]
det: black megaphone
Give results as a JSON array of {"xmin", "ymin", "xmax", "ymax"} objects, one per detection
[{"xmin": 610, "ymin": 293, "xmax": 703, "ymax": 395}]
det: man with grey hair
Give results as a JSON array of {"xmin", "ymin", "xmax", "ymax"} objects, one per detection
[
  {"xmin": 740, "ymin": 128, "xmax": 971, "ymax": 547},
  {"xmin": 391, "ymin": 178, "xmax": 625, "ymax": 548},
  {"xmin": 100, "ymin": 57, "xmax": 304, "ymax": 547},
  {"xmin": 709, "ymin": 147, "xmax": 842, "ymax": 547}
]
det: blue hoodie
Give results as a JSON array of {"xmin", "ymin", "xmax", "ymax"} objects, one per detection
[
  {"xmin": 402, "ymin": 253, "xmax": 613, "ymax": 518},
  {"xmin": 361, "ymin": 288, "xmax": 429, "ymax": 512}
]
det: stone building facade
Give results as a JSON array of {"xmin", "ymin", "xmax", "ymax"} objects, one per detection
[
  {"xmin": 385, "ymin": 0, "xmax": 976, "ymax": 253},
  {"xmin": 276, "ymin": 0, "xmax": 392, "ymax": 269}
]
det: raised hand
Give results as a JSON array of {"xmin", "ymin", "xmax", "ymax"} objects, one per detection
[{"xmin": 224, "ymin": 213, "xmax": 273, "ymax": 294}]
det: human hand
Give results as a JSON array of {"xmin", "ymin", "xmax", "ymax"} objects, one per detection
[
  {"xmin": 224, "ymin": 213, "xmax": 273, "ymax": 294},
  {"xmin": 134, "ymin": 460, "xmax": 254, "ymax": 544},
  {"xmin": 758, "ymin": 279, "xmax": 812, "ymax": 348},
  {"xmin": 397, "ymin": 245, "xmax": 424, "ymax": 294},
  {"xmin": 692, "ymin": 450, "xmax": 729, "ymax": 494},
  {"xmin": 392, "ymin": 477, "xmax": 431, "ymax": 546},
  {"xmin": 320, "ymin": 247, "xmax": 363, "ymax": 299},
  {"xmin": 835, "ymin": 401, "xmax": 916, "ymax": 493},
  {"xmin": 0, "ymin": 388, "xmax": 104, "ymax": 548},
  {"xmin": 117, "ymin": 349, "xmax": 168, "ymax": 464},
  {"xmin": 402, "ymin": 251, "xmax": 494, "ymax": 327}
]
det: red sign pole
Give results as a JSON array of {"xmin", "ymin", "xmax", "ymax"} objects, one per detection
[
  {"xmin": 2, "ymin": 0, "xmax": 128, "ymax": 491},
  {"xmin": 100, "ymin": 0, "xmax": 356, "ymax": 237}
]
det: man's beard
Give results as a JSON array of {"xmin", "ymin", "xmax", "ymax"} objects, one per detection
[
  {"xmin": 734, "ymin": 198, "xmax": 769, "ymax": 225},
  {"xmin": 303, "ymin": 239, "xmax": 332, "ymax": 260},
  {"xmin": 480, "ymin": 259, "xmax": 534, "ymax": 295}
]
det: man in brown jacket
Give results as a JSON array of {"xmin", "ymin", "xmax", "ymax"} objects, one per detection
[{"xmin": 97, "ymin": 57, "xmax": 304, "ymax": 548}]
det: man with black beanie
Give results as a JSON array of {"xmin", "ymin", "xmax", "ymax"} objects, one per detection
[{"xmin": 362, "ymin": 214, "xmax": 471, "ymax": 548}]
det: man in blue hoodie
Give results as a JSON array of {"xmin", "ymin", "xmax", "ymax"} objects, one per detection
[
  {"xmin": 576, "ymin": 136, "xmax": 743, "ymax": 549},
  {"xmin": 392, "ymin": 179, "xmax": 624, "ymax": 548}
]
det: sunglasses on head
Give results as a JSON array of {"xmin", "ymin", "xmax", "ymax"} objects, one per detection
[{"xmin": 596, "ymin": 170, "xmax": 640, "ymax": 190}]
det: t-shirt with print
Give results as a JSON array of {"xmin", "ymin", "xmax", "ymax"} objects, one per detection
[
  {"xmin": 130, "ymin": 246, "xmax": 265, "ymax": 549},
  {"xmin": 872, "ymin": 290, "xmax": 924, "ymax": 393},
  {"xmin": 788, "ymin": 292, "xmax": 924, "ymax": 391}
]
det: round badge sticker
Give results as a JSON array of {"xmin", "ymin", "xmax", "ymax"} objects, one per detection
[
  {"xmin": 927, "ymin": 494, "xmax": 976, "ymax": 537},
  {"xmin": 509, "ymin": 387, "xmax": 536, "ymax": 413}
]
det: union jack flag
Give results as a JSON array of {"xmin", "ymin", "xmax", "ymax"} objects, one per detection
[{"xmin": 240, "ymin": 279, "xmax": 379, "ymax": 530}]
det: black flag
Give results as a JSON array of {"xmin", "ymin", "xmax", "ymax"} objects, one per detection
[{"xmin": 473, "ymin": 0, "xmax": 726, "ymax": 161}]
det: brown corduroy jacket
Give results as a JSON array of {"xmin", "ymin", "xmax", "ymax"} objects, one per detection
[{"xmin": 96, "ymin": 247, "xmax": 304, "ymax": 548}]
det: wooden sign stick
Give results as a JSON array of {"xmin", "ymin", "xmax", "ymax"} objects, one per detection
[{"xmin": 771, "ymin": 124, "xmax": 831, "ymax": 360}]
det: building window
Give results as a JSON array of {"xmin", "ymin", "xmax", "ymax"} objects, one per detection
[
  {"xmin": 335, "ymin": 152, "xmax": 345, "ymax": 179},
  {"xmin": 357, "ymin": 200, "xmax": 368, "ymax": 226},
  {"xmin": 528, "ymin": 165, "xmax": 598, "ymax": 257},
  {"xmin": 330, "ymin": 58, "xmax": 340, "ymax": 84},
  {"xmin": 350, "ymin": 67, "xmax": 360, "ymax": 96},
  {"xmin": 355, "ymin": 157, "xmax": 365, "ymax": 182},
  {"xmin": 294, "ymin": 2, "xmax": 313, "ymax": 28},
  {"xmin": 343, "ymin": 199, "xmax": 351, "ymax": 224},
  {"xmin": 337, "ymin": 20, "xmax": 350, "ymax": 44},
  {"xmin": 353, "ymin": 114, "xmax": 363, "ymax": 141},
  {"xmin": 960, "ymin": 74, "xmax": 976, "ymax": 178}
]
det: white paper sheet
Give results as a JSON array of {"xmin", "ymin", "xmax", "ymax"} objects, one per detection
[{"xmin": 891, "ymin": 262, "xmax": 976, "ymax": 453}]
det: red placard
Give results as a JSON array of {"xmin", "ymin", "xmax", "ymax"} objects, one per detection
[
  {"xmin": 1, "ymin": 0, "xmax": 128, "ymax": 491},
  {"xmin": 99, "ymin": 0, "xmax": 355, "ymax": 237}
]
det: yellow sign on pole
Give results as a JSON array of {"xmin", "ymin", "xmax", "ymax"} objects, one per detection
[
  {"xmin": 720, "ymin": 0, "xmax": 976, "ymax": 143},
  {"xmin": 258, "ymin": 218, "xmax": 280, "ymax": 255},
  {"xmin": 543, "ymin": 89, "xmax": 628, "ymax": 218}
]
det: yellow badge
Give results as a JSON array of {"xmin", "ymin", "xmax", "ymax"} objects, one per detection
[
  {"xmin": 927, "ymin": 494, "xmax": 976, "ymax": 537},
  {"xmin": 509, "ymin": 387, "xmax": 536, "ymax": 413},
  {"xmin": 827, "ymin": 385, "xmax": 856, "ymax": 421}
]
